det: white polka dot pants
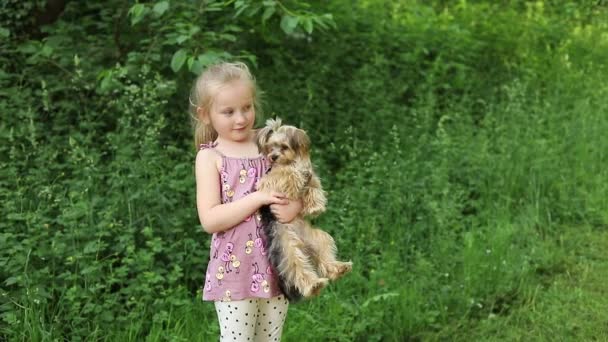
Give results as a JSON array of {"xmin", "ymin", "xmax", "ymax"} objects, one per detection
[{"xmin": 214, "ymin": 295, "xmax": 289, "ymax": 342}]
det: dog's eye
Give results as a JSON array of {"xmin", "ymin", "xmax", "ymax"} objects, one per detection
[{"xmin": 281, "ymin": 144, "xmax": 289, "ymax": 150}]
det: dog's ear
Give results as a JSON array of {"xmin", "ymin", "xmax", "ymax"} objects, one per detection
[
  {"xmin": 267, "ymin": 117, "xmax": 282, "ymax": 131},
  {"xmin": 256, "ymin": 117, "xmax": 283, "ymax": 150},
  {"xmin": 290, "ymin": 128, "xmax": 310, "ymax": 158},
  {"xmin": 256, "ymin": 125, "xmax": 273, "ymax": 151}
]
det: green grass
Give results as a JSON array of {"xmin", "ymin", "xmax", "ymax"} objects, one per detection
[
  {"xmin": 101, "ymin": 226, "xmax": 607, "ymax": 341},
  {"xmin": 423, "ymin": 225, "xmax": 608, "ymax": 341}
]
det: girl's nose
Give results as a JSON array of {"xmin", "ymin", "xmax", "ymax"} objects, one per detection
[{"xmin": 235, "ymin": 111, "xmax": 247, "ymax": 123}]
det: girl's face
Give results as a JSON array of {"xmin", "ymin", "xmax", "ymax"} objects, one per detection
[{"xmin": 204, "ymin": 80, "xmax": 255, "ymax": 143}]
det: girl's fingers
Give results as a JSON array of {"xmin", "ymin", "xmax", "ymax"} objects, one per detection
[
  {"xmin": 274, "ymin": 197, "xmax": 289, "ymax": 205},
  {"xmin": 271, "ymin": 192, "xmax": 286, "ymax": 199}
]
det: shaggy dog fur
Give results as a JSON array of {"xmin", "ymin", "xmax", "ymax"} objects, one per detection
[{"xmin": 256, "ymin": 118, "xmax": 352, "ymax": 301}]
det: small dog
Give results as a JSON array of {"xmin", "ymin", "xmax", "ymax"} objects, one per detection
[{"xmin": 256, "ymin": 118, "xmax": 352, "ymax": 301}]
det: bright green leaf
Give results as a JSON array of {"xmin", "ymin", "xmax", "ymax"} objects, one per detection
[
  {"xmin": 100, "ymin": 74, "xmax": 113, "ymax": 92},
  {"xmin": 224, "ymin": 25, "xmax": 243, "ymax": 32},
  {"xmin": 128, "ymin": 4, "xmax": 146, "ymax": 26},
  {"xmin": 323, "ymin": 13, "xmax": 336, "ymax": 28},
  {"xmin": 234, "ymin": 3, "xmax": 249, "ymax": 18},
  {"xmin": 171, "ymin": 49, "xmax": 188, "ymax": 72},
  {"xmin": 187, "ymin": 56, "xmax": 194, "ymax": 70},
  {"xmin": 190, "ymin": 59, "xmax": 203, "ymax": 75},
  {"xmin": 17, "ymin": 42, "xmax": 39, "ymax": 54},
  {"xmin": 153, "ymin": 1, "xmax": 169, "ymax": 16},
  {"xmin": 313, "ymin": 16, "xmax": 328, "ymax": 30},
  {"xmin": 197, "ymin": 52, "xmax": 222, "ymax": 68},
  {"xmin": 205, "ymin": 5, "xmax": 223, "ymax": 12},
  {"xmin": 243, "ymin": 54, "xmax": 258, "ymax": 68},
  {"xmin": 220, "ymin": 34, "xmax": 237, "ymax": 42},
  {"xmin": 262, "ymin": 6, "xmax": 275, "ymax": 22},
  {"xmin": 247, "ymin": 3, "xmax": 262, "ymax": 17},
  {"xmin": 361, "ymin": 292, "xmax": 400, "ymax": 309},
  {"xmin": 41, "ymin": 45, "xmax": 53, "ymax": 57},
  {"xmin": 7, "ymin": 213, "xmax": 26, "ymax": 221},
  {"xmin": 176, "ymin": 35, "xmax": 190, "ymax": 44},
  {"xmin": 303, "ymin": 18, "xmax": 313, "ymax": 34},
  {"xmin": 189, "ymin": 26, "xmax": 201, "ymax": 36},
  {"xmin": 4, "ymin": 276, "xmax": 20, "ymax": 286},
  {"xmin": 84, "ymin": 241, "xmax": 98, "ymax": 254},
  {"xmin": 280, "ymin": 15, "xmax": 299, "ymax": 35}
]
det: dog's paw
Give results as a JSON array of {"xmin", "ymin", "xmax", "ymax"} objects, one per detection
[
  {"xmin": 328, "ymin": 261, "xmax": 353, "ymax": 280},
  {"xmin": 303, "ymin": 278, "xmax": 329, "ymax": 298}
]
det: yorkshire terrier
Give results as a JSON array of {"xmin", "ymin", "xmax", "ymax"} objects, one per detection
[{"xmin": 256, "ymin": 118, "xmax": 352, "ymax": 301}]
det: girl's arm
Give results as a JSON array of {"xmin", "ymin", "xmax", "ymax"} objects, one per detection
[{"xmin": 195, "ymin": 149, "xmax": 287, "ymax": 234}]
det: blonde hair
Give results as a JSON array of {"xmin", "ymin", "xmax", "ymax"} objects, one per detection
[{"xmin": 189, "ymin": 61, "xmax": 261, "ymax": 150}]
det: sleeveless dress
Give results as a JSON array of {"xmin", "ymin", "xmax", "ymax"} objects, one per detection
[{"xmin": 199, "ymin": 142, "xmax": 282, "ymax": 302}]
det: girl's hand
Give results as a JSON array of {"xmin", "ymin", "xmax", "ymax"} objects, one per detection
[
  {"xmin": 271, "ymin": 198, "xmax": 303, "ymax": 224},
  {"xmin": 256, "ymin": 191, "xmax": 289, "ymax": 206}
]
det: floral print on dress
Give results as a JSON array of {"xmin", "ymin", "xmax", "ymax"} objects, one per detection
[
  {"xmin": 222, "ymin": 290, "xmax": 232, "ymax": 302},
  {"xmin": 220, "ymin": 242, "xmax": 235, "ymax": 273},
  {"xmin": 230, "ymin": 254, "xmax": 241, "ymax": 274},
  {"xmin": 212, "ymin": 232, "xmax": 226, "ymax": 259},
  {"xmin": 250, "ymin": 262, "xmax": 270, "ymax": 293},
  {"xmin": 222, "ymin": 171, "xmax": 234, "ymax": 203},
  {"xmin": 205, "ymin": 272, "xmax": 212, "ymax": 292},
  {"xmin": 245, "ymin": 234, "xmax": 254, "ymax": 255},
  {"xmin": 216, "ymin": 266, "xmax": 225, "ymax": 286}
]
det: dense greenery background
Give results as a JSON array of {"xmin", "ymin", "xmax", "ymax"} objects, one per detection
[{"xmin": 1, "ymin": 0, "xmax": 607, "ymax": 340}]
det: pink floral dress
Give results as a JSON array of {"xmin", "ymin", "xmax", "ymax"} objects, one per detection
[{"xmin": 199, "ymin": 142, "xmax": 282, "ymax": 302}]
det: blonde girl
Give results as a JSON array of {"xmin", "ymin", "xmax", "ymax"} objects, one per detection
[{"xmin": 191, "ymin": 62, "xmax": 302, "ymax": 341}]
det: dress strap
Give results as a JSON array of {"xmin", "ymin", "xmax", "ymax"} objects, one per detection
[
  {"xmin": 199, "ymin": 141, "xmax": 219, "ymax": 150},
  {"xmin": 198, "ymin": 141, "xmax": 225, "ymax": 156}
]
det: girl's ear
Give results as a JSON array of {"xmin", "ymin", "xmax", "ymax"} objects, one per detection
[{"xmin": 197, "ymin": 106, "xmax": 211, "ymax": 125}]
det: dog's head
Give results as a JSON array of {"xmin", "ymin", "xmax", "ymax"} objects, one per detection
[{"xmin": 256, "ymin": 118, "xmax": 310, "ymax": 165}]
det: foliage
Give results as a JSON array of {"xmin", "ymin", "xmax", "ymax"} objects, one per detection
[{"xmin": 1, "ymin": 0, "xmax": 608, "ymax": 340}]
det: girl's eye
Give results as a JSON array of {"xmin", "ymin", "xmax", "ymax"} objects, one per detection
[
  {"xmin": 222, "ymin": 110, "xmax": 233, "ymax": 115},
  {"xmin": 243, "ymin": 104, "xmax": 252, "ymax": 111}
]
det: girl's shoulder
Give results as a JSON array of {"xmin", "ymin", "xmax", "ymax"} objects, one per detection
[{"xmin": 196, "ymin": 143, "xmax": 223, "ymax": 172}]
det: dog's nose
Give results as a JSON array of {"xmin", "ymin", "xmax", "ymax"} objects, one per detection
[{"xmin": 271, "ymin": 155, "xmax": 278, "ymax": 161}]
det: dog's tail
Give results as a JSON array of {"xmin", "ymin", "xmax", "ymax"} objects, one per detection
[{"xmin": 278, "ymin": 282, "xmax": 303, "ymax": 302}]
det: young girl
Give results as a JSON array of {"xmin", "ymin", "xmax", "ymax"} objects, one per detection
[{"xmin": 190, "ymin": 62, "xmax": 302, "ymax": 341}]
